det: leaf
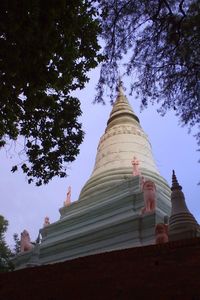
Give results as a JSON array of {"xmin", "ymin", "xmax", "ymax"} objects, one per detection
[{"xmin": 11, "ymin": 165, "xmax": 18, "ymax": 173}]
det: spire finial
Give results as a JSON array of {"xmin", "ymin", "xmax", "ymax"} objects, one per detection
[
  {"xmin": 117, "ymin": 77, "xmax": 124, "ymax": 96},
  {"xmin": 171, "ymin": 170, "xmax": 182, "ymax": 191}
]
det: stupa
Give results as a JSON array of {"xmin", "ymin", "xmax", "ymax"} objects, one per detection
[
  {"xmin": 13, "ymin": 84, "xmax": 172, "ymax": 269},
  {"xmin": 168, "ymin": 170, "xmax": 200, "ymax": 241}
]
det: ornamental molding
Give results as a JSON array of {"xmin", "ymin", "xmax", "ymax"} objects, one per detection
[{"xmin": 98, "ymin": 125, "xmax": 148, "ymax": 149}]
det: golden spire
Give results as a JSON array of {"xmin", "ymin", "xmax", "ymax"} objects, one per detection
[{"xmin": 107, "ymin": 81, "xmax": 139, "ymax": 130}]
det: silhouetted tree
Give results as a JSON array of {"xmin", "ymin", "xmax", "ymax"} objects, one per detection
[
  {"xmin": 13, "ymin": 233, "xmax": 21, "ymax": 255},
  {"xmin": 0, "ymin": 215, "xmax": 13, "ymax": 272},
  {"xmin": 97, "ymin": 0, "xmax": 200, "ymax": 151},
  {"xmin": 0, "ymin": 0, "xmax": 103, "ymax": 185}
]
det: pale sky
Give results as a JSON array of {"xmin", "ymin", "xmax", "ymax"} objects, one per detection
[{"xmin": 1, "ymin": 67, "xmax": 199, "ymax": 248}]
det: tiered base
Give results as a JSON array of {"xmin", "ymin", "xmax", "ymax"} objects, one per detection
[{"xmin": 13, "ymin": 174, "xmax": 171, "ymax": 269}]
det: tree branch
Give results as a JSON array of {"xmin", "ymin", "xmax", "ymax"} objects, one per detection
[
  {"xmin": 163, "ymin": 0, "xmax": 173, "ymax": 15},
  {"xmin": 179, "ymin": 0, "xmax": 186, "ymax": 17}
]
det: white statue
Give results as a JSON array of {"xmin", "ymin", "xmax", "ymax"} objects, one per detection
[
  {"xmin": 141, "ymin": 180, "xmax": 156, "ymax": 214},
  {"xmin": 131, "ymin": 156, "xmax": 141, "ymax": 176},
  {"xmin": 43, "ymin": 216, "xmax": 50, "ymax": 227},
  {"xmin": 20, "ymin": 230, "xmax": 34, "ymax": 252},
  {"xmin": 155, "ymin": 223, "xmax": 169, "ymax": 244},
  {"xmin": 64, "ymin": 186, "xmax": 71, "ymax": 206}
]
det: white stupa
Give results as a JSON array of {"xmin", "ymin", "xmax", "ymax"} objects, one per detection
[
  {"xmin": 79, "ymin": 84, "xmax": 165, "ymax": 200},
  {"xmin": 13, "ymin": 83, "xmax": 172, "ymax": 269}
]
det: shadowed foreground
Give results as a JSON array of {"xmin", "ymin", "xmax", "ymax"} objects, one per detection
[{"xmin": 1, "ymin": 238, "xmax": 200, "ymax": 300}]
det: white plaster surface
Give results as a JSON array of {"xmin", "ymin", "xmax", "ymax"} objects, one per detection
[{"xmin": 91, "ymin": 88, "xmax": 159, "ymax": 178}]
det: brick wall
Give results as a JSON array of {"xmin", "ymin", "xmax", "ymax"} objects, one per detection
[{"xmin": 0, "ymin": 238, "xmax": 200, "ymax": 300}]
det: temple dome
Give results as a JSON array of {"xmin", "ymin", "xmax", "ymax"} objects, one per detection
[{"xmin": 79, "ymin": 85, "xmax": 165, "ymax": 200}]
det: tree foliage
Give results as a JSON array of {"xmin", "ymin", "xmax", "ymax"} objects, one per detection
[
  {"xmin": 0, "ymin": 0, "xmax": 102, "ymax": 185},
  {"xmin": 97, "ymin": 0, "xmax": 200, "ymax": 149},
  {"xmin": 0, "ymin": 215, "xmax": 13, "ymax": 272},
  {"xmin": 13, "ymin": 233, "xmax": 21, "ymax": 255}
]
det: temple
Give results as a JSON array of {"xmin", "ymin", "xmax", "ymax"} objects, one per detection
[{"xmin": 13, "ymin": 84, "xmax": 199, "ymax": 269}]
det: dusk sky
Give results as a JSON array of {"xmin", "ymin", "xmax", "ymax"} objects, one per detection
[{"xmin": 1, "ymin": 67, "xmax": 199, "ymax": 248}]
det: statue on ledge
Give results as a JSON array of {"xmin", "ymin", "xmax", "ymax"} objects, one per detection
[
  {"xmin": 64, "ymin": 186, "xmax": 71, "ymax": 207},
  {"xmin": 141, "ymin": 180, "xmax": 156, "ymax": 214},
  {"xmin": 155, "ymin": 223, "xmax": 169, "ymax": 244},
  {"xmin": 131, "ymin": 156, "xmax": 141, "ymax": 176},
  {"xmin": 20, "ymin": 230, "xmax": 34, "ymax": 252},
  {"xmin": 43, "ymin": 216, "xmax": 50, "ymax": 227}
]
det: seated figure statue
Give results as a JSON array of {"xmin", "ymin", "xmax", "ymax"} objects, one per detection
[
  {"xmin": 155, "ymin": 223, "xmax": 169, "ymax": 244},
  {"xmin": 20, "ymin": 229, "xmax": 34, "ymax": 252},
  {"xmin": 141, "ymin": 180, "xmax": 156, "ymax": 214},
  {"xmin": 43, "ymin": 216, "xmax": 50, "ymax": 227}
]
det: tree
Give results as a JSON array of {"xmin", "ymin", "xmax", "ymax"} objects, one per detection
[
  {"xmin": 0, "ymin": 215, "xmax": 13, "ymax": 272},
  {"xmin": 13, "ymin": 233, "xmax": 21, "ymax": 255},
  {"xmin": 97, "ymin": 0, "xmax": 200, "ymax": 151},
  {"xmin": 0, "ymin": 0, "xmax": 103, "ymax": 185}
]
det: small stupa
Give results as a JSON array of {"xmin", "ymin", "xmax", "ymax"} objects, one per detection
[{"xmin": 169, "ymin": 170, "xmax": 200, "ymax": 241}]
